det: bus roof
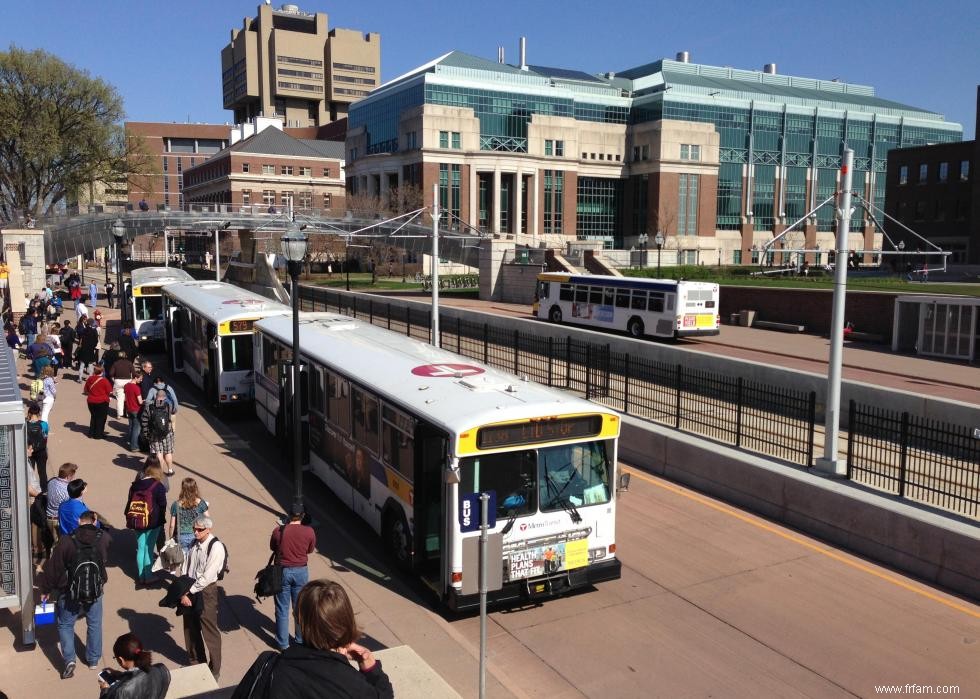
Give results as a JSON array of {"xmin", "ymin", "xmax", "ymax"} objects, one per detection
[
  {"xmin": 537, "ymin": 273, "xmax": 716, "ymax": 292},
  {"xmin": 256, "ymin": 312, "xmax": 618, "ymax": 437},
  {"xmin": 129, "ymin": 267, "xmax": 195, "ymax": 289},
  {"xmin": 162, "ymin": 281, "xmax": 291, "ymax": 323}
]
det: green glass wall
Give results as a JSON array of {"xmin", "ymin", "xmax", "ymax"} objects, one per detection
[{"xmin": 577, "ymin": 177, "xmax": 623, "ymax": 246}]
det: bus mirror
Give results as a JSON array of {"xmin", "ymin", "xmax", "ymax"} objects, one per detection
[
  {"xmin": 617, "ymin": 472, "xmax": 631, "ymax": 493},
  {"xmin": 445, "ymin": 468, "xmax": 460, "ymax": 484}
]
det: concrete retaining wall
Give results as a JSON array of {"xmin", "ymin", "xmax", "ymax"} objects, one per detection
[{"xmin": 619, "ymin": 416, "xmax": 980, "ymax": 600}]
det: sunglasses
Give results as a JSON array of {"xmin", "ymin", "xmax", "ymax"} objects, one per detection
[{"xmin": 193, "ymin": 527, "xmax": 208, "ymax": 532}]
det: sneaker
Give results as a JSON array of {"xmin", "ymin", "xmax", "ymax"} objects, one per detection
[
  {"xmin": 88, "ymin": 663, "xmax": 100, "ymax": 670},
  {"xmin": 61, "ymin": 661, "xmax": 75, "ymax": 679},
  {"xmin": 164, "ymin": 470, "xmax": 175, "ymax": 476}
]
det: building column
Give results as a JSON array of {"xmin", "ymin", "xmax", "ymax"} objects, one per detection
[
  {"xmin": 529, "ymin": 170, "xmax": 539, "ymax": 241},
  {"xmin": 468, "ymin": 167, "xmax": 479, "ymax": 230},
  {"xmin": 492, "ymin": 169, "xmax": 502, "ymax": 236},
  {"xmin": 804, "ymin": 220, "xmax": 818, "ymax": 265},
  {"xmin": 514, "ymin": 169, "xmax": 523, "ymax": 239}
]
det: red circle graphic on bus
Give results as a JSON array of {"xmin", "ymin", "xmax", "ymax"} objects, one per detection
[{"xmin": 411, "ymin": 363, "xmax": 485, "ymax": 378}]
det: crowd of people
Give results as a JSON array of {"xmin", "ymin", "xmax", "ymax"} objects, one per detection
[{"xmin": 17, "ymin": 270, "xmax": 392, "ymax": 698}]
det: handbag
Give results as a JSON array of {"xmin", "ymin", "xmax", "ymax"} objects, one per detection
[
  {"xmin": 160, "ymin": 538, "xmax": 185, "ymax": 569},
  {"xmin": 253, "ymin": 525, "xmax": 285, "ymax": 601}
]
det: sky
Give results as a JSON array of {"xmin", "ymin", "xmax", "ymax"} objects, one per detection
[{"xmin": 1, "ymin": 0, "xmax": 977, "ymax": 137}]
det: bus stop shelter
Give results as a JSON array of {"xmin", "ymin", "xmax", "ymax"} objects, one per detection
[
  {"xmin": 892, "ymin": 295, "xmax": 980, "ymax": 362},
  {"xmin": 0, "ymin": 344, "xmax": 31, "ymax": 645}
]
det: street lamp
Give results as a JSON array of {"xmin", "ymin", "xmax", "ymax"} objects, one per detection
[
  {"xmin": 654, "ymin": 231, "xmax": 665, "ymax": 276},
  {"xmin": 637, "ymin": 233, "xmax": 648, "ymax": 270},
  {"xmin": 281, "ymin": 220, "xmax": 309, "ymax": 518},
  {"xmin": 112, "ymin": 219, "xmax": 126, "ymax": 324}
]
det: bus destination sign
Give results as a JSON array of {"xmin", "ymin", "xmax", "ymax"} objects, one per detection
[
  {"xmin": 476, "ymin": 415, "xmax": 602, "ymax": 449},
  {"xmin": 134, "ymin": 286, "xmax": 161, "ymax": 297},
  {"xmin": 228, "ymin": 319, "xmax": 256, "ymax": 333}
]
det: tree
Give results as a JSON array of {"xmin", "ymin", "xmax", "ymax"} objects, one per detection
[{"xmin": 0, "ymin": 46, "xmax": 141, "ymax": 221}]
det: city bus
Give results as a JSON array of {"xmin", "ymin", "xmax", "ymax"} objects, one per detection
[
  {"xmin": 161, "ymin": 281, "xmax": 290, "ymax": 410},
  {"xmin": 534, "ymin": 272, "xmax": 720, "ymax": 339},
  {"xmin": 126, "ymin": 267, "xmax": 195, "ymax": 346},
  {"xmin": 254, "ymin": 312, "xmax": 623, "ymax": 610}
]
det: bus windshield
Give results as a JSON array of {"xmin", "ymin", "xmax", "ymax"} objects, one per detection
[
  {"xmin": 221, "ymin": 334, "xmax": 253, "ymax": 372},
  {"xmin": 459, "ymin": 439, "xmax": 612, "ymax": 521},
  {"xmin": 133, "ymin": 296, "xmax": 163, "ymax": 322}
]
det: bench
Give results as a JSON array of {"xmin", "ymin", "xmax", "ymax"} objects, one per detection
[
  {"xmin": 753, "ymin": 320, "xmax": 805, "ymax": 333},
  {"xmin": 846, "ymin": 330, "xmax": 884, "ymax": 343}
]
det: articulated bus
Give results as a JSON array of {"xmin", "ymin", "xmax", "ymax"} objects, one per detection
[
  {"xmin": 161, "ymin": 282, "xmax": 290, "ymax": 409},
  {"xmin": 126, "ymin": 267, "xmax": 195, "ymax": 346},
  {"xmin": 254, "ymin": 313, "xmax": 623, "ymax": 610},
  {"xmin": 534, "ymin": 273, "xmax": 720, "ymax": 339}
]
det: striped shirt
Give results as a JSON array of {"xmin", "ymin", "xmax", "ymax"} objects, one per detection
[{"xmin": 46, "ymin": 477, "xmax": 69, "ymax": 518}]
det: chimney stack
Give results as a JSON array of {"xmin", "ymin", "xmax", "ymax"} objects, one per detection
[
  {"xmin": 676, "ymin": 51, "xmax": 690, "ymax": 63},
  {"xmin": 498, "ymin": 46, "xmax": 505, "ymax": 64},
  {"xmin": 519, "ymin": 37, "xmax": 527, "ymax": 70},
  {"xmin": 764, "ymin": 63, "xmax": 777, "ymax": 75}
]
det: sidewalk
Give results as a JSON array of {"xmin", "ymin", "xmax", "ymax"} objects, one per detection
[{"xmin": 0, "ymin": 293, "xmax": 475, "ymax": 697}]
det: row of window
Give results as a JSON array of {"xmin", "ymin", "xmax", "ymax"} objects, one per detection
[
  {"xmin": 278, "ymin": 68, "xmax": 323, "ymax": 81},
  {"xmin": 583, "ymin": 151, "xmax": 622, "ymax": 162},
  {"xmin": 278, "ymin": 55, "xmax": 323, "ymax": 68},
  {"xmin": 898, "ymin": 160, "xmax": 970, "ymax": 185},
  {"xmin": 335, "ymin": 87, "xmax": 369, "ymax": 97},
  {"xmin": 241, "ymin": 189, "xmax": 332, "ymax": 209},
  {"xmin": 680, "ymin": 144, "xmax": 701, "ymax": 161},
  {"xmin": 243, "ymin": 163, "xmax": 332, "ymax": 177},
  {"xmin": 332, "ymin": 62, "xmax": 375, "ymax": 74},
  {"xmin": 438, "ymin": 131, "xmax": 462, "ymax": 149},
  {"xmin": 557, "ymin": 284, "xmax": 671, "ymax": 313},
  {"xmin": 334, "ymin": 74, "xmax": 376, "ymax": 86},
  {"xmin": 896, "ymin": 197, "xmax": 971, "ymax": 222},
  {"xmin": 544, "ymin": 139, "xmax": 564, "ymax": 157},
  {"xmin": 278, "ymin": 81, "xmax": 324, "ymax": 93}
]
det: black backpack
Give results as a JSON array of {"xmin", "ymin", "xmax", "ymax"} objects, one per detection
[
  {"xmin": 68, "ymin": 530, "xmax": 105, "ymax": 603},
  {"xmin": 26, "ymin": 420, "xmax": 46, "ymax": 452},
  {"xmin": 206, "ymin": 537, "xmax": 230, "ymax": 581},
  {"xmin": 148, "ymin": 402, "xmax": 172, "ymax": 440}
]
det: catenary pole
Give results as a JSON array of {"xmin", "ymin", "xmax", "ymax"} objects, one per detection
[{"xmin": 431, "ymin": 183, "xmax": 440, "ymax": 348}]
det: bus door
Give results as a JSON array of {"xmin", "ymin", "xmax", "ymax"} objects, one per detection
[
  {"xmin": 277, "ymin": 358, "xmax": 310, "ymax": 465},
  {"xmin": 414, "ymin": 424, "xmax": 448, "ymax": 592},
  {"xmin": 166, "ymin": 304, "xmax": 184, "ymax": 372},
  {"xmin": 206, "ymin": 323, "xmax": 219, "ymax": 406}
]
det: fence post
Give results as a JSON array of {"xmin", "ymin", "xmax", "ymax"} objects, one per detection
[
  {"xmin": 369, "ymin": 299, "xmax": 374, "ymax": 326},
  {"xmin": 565, "ymin": 337, "xmax": 572, "ymax": 390},
  {"xmin": 807, "ymin": 392, "xmax": 817, "ymax": 469},
  {"xmin": 483, "ymin": 324, "xmax": 489, "ymax": 364},
  {"xmin": 675, "ymin": 364, "xmax": 683, "ymax": 429},
  {"xmin": 585, "ymin": 343, "xmax": 592, "ymax": 400},
  {"xmin": 547, "ymin": 337, "xmax": 554, "ymax": 387},
  {"xmin": 513, "ymin": 330, "xmax": 519, "ymax": 375},
  {"xmin": 457, "ymin": 316, "xmax": 462, "ymax": 354},
  {"xmin": 623, "ymin": 354, "xmax": 630, "ymax": 414},
  {"xmin": 387, "ymin": 303, "xmax": 392, "ymax": 331},
  {"xmin": 898, "ymin": 412, "xmax": 909, "ymax": 499},
  {"xmin": 407, "ymin": 308, "xmax": 412, "ymax": 338},
  {"xmin": 735, "ymin": 377, "xmax": 743, "ymax": 448},
  {"xmin": 846, "ymin": 399, "xmax": 856, "ymax": 479}
]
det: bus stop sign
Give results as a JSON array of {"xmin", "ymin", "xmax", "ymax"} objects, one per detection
[{"xmin": 459, "ymin": 492, "xmax": 496, "ymax": 532}]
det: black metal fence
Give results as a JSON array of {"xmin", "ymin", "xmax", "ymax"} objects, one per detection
[{"xmin": 847, "ymin": 400, "xmax": 980, "ymax": 518}]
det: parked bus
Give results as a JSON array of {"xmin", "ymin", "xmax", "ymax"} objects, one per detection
[
  {"xmin": 126, "ymin": 267, "xmax": 195, "ymax": 346},
  {"xmin": 534, "ymin": 273, "xmax": 720, "ymax": 339},
  {"xmin": 254, "ymin": 312, "xmax": 623, "ymax": 610},
  {"xmin": 161, "ymin": 281, "xmax": 290, "ymax": 409}
]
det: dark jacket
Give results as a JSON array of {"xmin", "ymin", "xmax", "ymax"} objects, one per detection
[
  {"xmin": 231, "ymin": 645, "xmax": 393, "ymax": 699},
  {"xmin": 75, "ymin": 326, "xmax": 99, "ymax": 364},
  {"xmin": 125, "ymin": 477, "xmax": 167, "ymax": 530},
  {"xmin": 41, "ymin": 522, "xmax": 111, "ymax": 595},
  {"xmin": 100, "ymin": 664, "xmax": 171, "ymax": 699}
]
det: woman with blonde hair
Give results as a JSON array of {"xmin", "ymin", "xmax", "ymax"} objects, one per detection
[
  {"xmin": 169, "ymin": 477, "xmax": 208, "ymax": 555},
  {"xmin": 232, "ymin": 579, "xmax": 393, "ymax": 698},
  {"xmin": 125, "ymin": 461, "xmax": 167, "ymax": 587}
]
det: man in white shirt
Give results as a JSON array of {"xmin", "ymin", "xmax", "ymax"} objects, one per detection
[
  {"xmin": 179, "ymin": 515, "xmax": 225, "ymax": 681},
  {"xmin": 75, "ymin": 298, "xmax": 89, "ymax": 322}
]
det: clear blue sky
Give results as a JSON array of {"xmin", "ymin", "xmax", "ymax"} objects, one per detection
[{"xmin": 2, "ymin": 0, "xmax": 977, "ymax": 137}]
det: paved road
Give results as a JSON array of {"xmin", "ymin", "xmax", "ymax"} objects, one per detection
[{"xmin": 3, "ymin": 299, "xmax": 978, "ymax": 698}]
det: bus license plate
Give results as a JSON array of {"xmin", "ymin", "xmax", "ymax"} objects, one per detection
[{"xmin": 695, "ymin": 314, "xmax": 715, "ymax": 328}]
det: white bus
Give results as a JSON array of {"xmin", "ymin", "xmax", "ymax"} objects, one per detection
[
  {"xmin": 161, "ymin": 282, "xmax": 290, "ymax": 409},
  {"xmin": 126, "ymin": 267, "xmax": 195, "ymax": 345},
  {"xmin": 534, "ymin": 273, "xmax": 720, "ymax": 339},
  {"xmin": 254, "ymin": 312, "xmax": 623, "ymax": 610}
]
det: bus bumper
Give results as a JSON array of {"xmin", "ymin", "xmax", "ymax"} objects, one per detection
[
  {"xmin": 446, "ymin": 557, "xmax": 621, "ymax": 612},
  {"xmin": 676, "ymin": 328, "xmax": 720, "ymax": 338}
]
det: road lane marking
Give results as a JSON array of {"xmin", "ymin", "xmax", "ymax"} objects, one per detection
[{"xmin": 623, "ymin": 466, "xmax": 980, "ymax": 620}]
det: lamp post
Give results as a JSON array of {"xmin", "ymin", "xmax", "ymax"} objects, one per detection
[
  {"xmin": 401, "ymin": 252, "xmax": 407, "ymax": 284},
  {"xmin": 345, "ymin": 237, "xmax": 351, "ymax": 292},
  {"xmin": 654, "ymin": 231, "xmax": 665, "ymax": 276},
  {"xmin": 112, "ymin": 220, "xmax": 126, "ymax": 324},
  {"xmin": 637, "ymin": 233, "xmax": 648, "ymax": 270},
  {"xmin": 897, "ymin": 240, "xmax": 906, "ymax": 277},
  {"xmin": 281, "ymin": 221, "xmax": 309, "ymax": 517}
]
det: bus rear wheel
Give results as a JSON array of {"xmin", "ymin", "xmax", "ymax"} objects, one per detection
[
  {"xmin": 549, "ymin": 306, "xmax": 562, "ymax": 324},
  {"xmin": 383, "ymin": 511, "xmax": 412, "ymax": 571},
  {"xmin": 627, "ymin": 317, "xmax": 645, "ymax": 338}
]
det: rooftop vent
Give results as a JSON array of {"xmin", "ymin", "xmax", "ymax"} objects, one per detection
[
  {"xmin": 676, "ymin": 51, "xmax": 690, "ymax": 63},
  {"xmin": 763, "ymin": 63, "xmax": 777, "ymax": 75},
  {"xmin": 519, "ymin": 37, "xmax": 528, "ymax": 71},
  {"xmin": 281, "ymin": 4, "xmax": 300, "ymax": 12}
]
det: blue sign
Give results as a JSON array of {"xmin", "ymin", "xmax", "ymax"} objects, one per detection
[{"xmin": 459, "ymin": 491, "xmax": 496, "ymax": 532}]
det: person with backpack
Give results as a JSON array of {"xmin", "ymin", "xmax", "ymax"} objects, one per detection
[
  {"xmin": 27, "ymin": 332, "xmax": 51, "ymax": 378},
  {"xmin": 40, "ymin": 509, "xmax": 110, "ymax": 679},
  {"xmin": 179, "ymin": 515, "xmax": 227, "ymax": 681},
  {"xmin": 125, "ymin": 462, "xmax": 168, "ymax": 588},
  {"xmin": 269, "ymin": 505, "xmax": 316, "ymax": 651},
  {"xmin": 141, "ymin": 386, "xmax": 176, "ymax": 476},
  {"xmin": 26, "ymin": 401, "xmax": 50, "ymax": 489}
]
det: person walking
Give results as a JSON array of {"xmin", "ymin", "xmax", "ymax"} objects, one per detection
[
  {"xmin": 125, "ymin": 462, "xmax": 168, "ymax": 587},
  {"xmin": 231, "ymin": 580, "xmax": 393, "ymax": 698},
  {"xmin": 40, "ymin": 509, "xmax": 110, "ymax": 679},
  {"xmin": 97, "ymin": 632, "xmax": 171, "ymax": 698},
  {"xmin": 24, "ymin": 308, "xmax": 38, "ymax": 348},
  {"xmin": 169, "ymin": 478, "xmax": 209, "ymax": 556},
  {"xmin": 46, "ymin": 323, "xmax": 63, "ymax": 376},
  {"xmin": 76, "ymin": 319, "xmax": 100, "ymax": 381},
  {"xmin": 142, "ymin": 385, "xmax": 176, "ymax": 476},
  {"xmin": 108, "ymin": 344, "xmax": 133, "ymax": 419},
  {"xmin": 39, "ymin": 365, "xmax": 57, "ymax": 424},
  {"xmin": 75, "ymin": 296, "xmax": 89, "ymax": 323},
  {"xmin": 58, "ymin": 319, "xmax": 76, "ymax": 376},
  {"xmin": 124, "ymin": 370, "xmax": 144, "ymax": 451},
  {"xmin": 45, "ymin": 462, "xmax": 78, "ymax": 545},
  {"xmin": 27, "ymin": 331, "xmax": 52, "ymax": 378},
  {"xmin": 83, "ymin": 365, "xmax": 112, "ymax": 439},
  {"xmin": 270, "ymin": 506, "xmax": 316, "ymax": 651},
  {"xmin": 89, "ymin": 281, "xmax": 98, "ymax": 308},
  {"xmin": 58, "ymin": 478, "xmax": 91, "ymax": 536},
  {"xmin": 105, "ymin": 280, "xmax": 115, "ymax": 310},
  {"xmin": 26, "ymin": 401, "xmax": 50, "ymax": 489},
  {"xmin": 93, "ymin": 307, "xmax": 104, "ymax": 349},
  {"xmin": 179, "ymin": 516, "xmax": 226, "ymax": 681},
  {"xmin": 118, "ymin": 323, "xmax": 137, "ymax": 360}
]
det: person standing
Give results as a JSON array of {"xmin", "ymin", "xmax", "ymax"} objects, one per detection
[
  {"xmin": 93, "ymin": 307, "xmax": 104, "ymax": 349},
  {"xmin": 105, "ymin": 280, "xmax": 115, "ymax": 309},
  {"xmin": 40, "ymin": 510, "xmax": 110, "ymax": 679},
  {"xmin": 124, "ymin": 370, "xmax": 144, "ymax": 451},
  {"xmin": 23, "ymin": 308, "xmax": 38, "ymax": 348},
  {"xmin": 108, "ymin": 344, "xmax": 133, "ymax": 419},
  {"xmin": 169, "ymin": 478, "xmax": 209, "ymax": 556},
  {"xmin": 180, "ymin": 516, "xmax": 225, "ymax": 681},
  {"xmin": 58, "ymin": 319, "xmax": 76, "ymax": 375},
  {"xmin": 46, "ymin": 323, "xmax": 63, "ymax": 376},
  {"xmin": 142, "ymin": 382, "xmax": 177, "ymax": 476},
  {"xmin": 76, "ymin": 319, "xmax": 99, "ymax": 381},
  {"xmin": 83, "ymin": 365, "xmax": 112, "ymax": 439},
  {"xmin": 118, "ymin": 323, "xmax": 137, "ymax": 360},
  {"xmin": 89, "ymin": 281, "xmax": 98, "ymax": 307},
  {"xmin": 58, "ymin": 478, "xmax": 91, "ymax": 536},
  {"xmin": 45, "ymin": 462, "xmax": 78, "ymax": 545},
  {"xmin": 270, "ymin": 506, "xmax": 316, "ymax": 651},
  {"xmin": 125, "ymin": 462, "xmax": 167, "ymax": 587},
  {"xmin": 25, "ymin": 402, "xmax": 50, "ymax": 489},
  {"xmin": 75, "ymin": 297, "xmax": 89, "ymax": 323},
  {"xmin": 40, "ymin": 365, "xmax": 57, "ymax": 423}
]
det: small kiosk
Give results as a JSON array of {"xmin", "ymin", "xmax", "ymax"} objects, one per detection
[
  {"xmin": 892, "ymin": 295, "xmax": 980, "ymax": 362},
  {"xmin": 0, "ymin": 344, "xmax": 31, "ymax": 644}
]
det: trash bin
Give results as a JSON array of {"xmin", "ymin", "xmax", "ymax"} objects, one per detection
[{"xmin": 739, "ymin": 310, "xmax": 756, "ymax": 327}]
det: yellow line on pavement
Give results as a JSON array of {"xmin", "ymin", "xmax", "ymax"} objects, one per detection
[{"xmin": 623, "ymin": 466, "xmax": 980, "ymax": 620}]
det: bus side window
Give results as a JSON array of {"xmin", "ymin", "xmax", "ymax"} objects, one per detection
[
  {"xmin": 666, "ymin": 294, "xmax": 676, "ymax": 311},
  {"xmin": 574, "ymin": 286, "xmax": 588, "ymax": 303},
  {"xmin": 589, "ymin": 287, "xmax": 602, "ymax": 304},
  {"xmin": 631, "ymin": 291, "xmax": 647, "ymax": 310},
  {"xmin": 615, "ymin": 290, "xmax": 630, "ymax": 308},
  {"xmin": 559, "ymin": 284, "xmax": 573, "ymax": 302},
  {"xmin": 649, "ymin": 293, "xmax": 665, "ymax": 313},
  {"xmin": 602, "ymin": 288, "xmax": 614, "ymax": 306}
]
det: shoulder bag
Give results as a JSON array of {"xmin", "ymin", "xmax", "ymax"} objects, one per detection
[{"xmin": 253, "ymin": 525, "xmax": 285, "ymax": 602}]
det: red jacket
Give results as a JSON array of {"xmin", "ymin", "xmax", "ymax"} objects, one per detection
[{"xmin": 83, "ymin": 374, "xmax": 112, "ymax": 404}]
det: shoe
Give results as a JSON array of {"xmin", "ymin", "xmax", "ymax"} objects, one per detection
[
  {"xmin": 87, "ymin": 663, "xmax": 99, "ymax": 670},
  {"xmin": 61, "ymin": 661, "xmax": 76, "ymax": 679},
  {"xmin": 164, "ymin": 470, "xmax": 175, "ymax": 476}
]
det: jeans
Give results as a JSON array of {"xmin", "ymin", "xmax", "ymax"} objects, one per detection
[
  {"xmin": 135, "ymin": 527, "xmax": 160, "ymax": 580},
  {"xmin": 41, "ymin": 394, "xmax": 54, "ymax": 423},
  {"xmin": 56, "ymin": 593, "xmax": 103, "ymax": 666},
  {"xmin": 274, "ymin": 565, "xmax": 309, "ymax": 649},
  {"xmin": 113, "ymin": 379, "xmax": 128, "ymax": 418},
  {"xmin": 127, "ymin": 412, "xmax": 141, "ymax": 450},
  {"xmin": 88, "ymin": 402, "xmax": 109, "ymax": 438}
]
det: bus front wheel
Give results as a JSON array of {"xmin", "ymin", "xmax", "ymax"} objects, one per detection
[
  {"xmin": 627, "ymin": 317, "xmax": 645, "ymax": 338},
  {"xmin": 549, "ymin": 306, "xmax": 562, "ymax": 324}
]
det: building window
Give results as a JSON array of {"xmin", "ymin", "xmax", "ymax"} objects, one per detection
[
  {"xmin": 242, "ymin": 163, "xmax": 250, "ymax": 173},
  {"xmin": 282, "ymin": 165, "xmax": 293, "ymax": 175},
  {"xmin": 281, "ymin": 191, "xmax": 293, "ymax": 207},
  {"xmin": 439, "ymin": 131, "xmax": 449, "ymax": 148},
  {"xmin": 914, "ymin": 200, "xmax": 926, "ymax": 220},
  {"xmin": 543, "ymin": 170, "xmax": 564, "ymax": 234},
  {"xmin": 960, "ymin": 160, "xmax": 970, "ymax": 181},
  {"xmin": 545, "ymin": 140, "xmax": 553, "ymax": 156},
  {"xmin": 680, "ymin": 144, "xmax": 701, "ymax": 161},
  {"xmin": 262, "ymin": 164, "xmax": 275, "ymax": 175},
  {"xmin": 405, "ymin": 131, "xmax": 417, "ymax": 150},
  {"xmin": 299, "ymin": 191, "xmax": 312, "ymax": 209},
  {"xmin": 642, "ymin": 145, "xmax": 649, "ymax": 161},
  {"xmin": 262, "ymin": 190, "xmax": 275, "ymax": 206},
  {"xmin": 732, "ymin": 249, "xmax": 742, "ymax": 265},
  {"xmin": 241, "ymin": 190, "xmax": 251, "ymax": 206},
  {"xmin": 938, "ymin": 162, "xmax": 948, "ymax": 182},
  {"xmin": 451, "ymin": 132, "xmax": 461, "ymax": 149},
  {"xmin": 582, "ymin": 152, "xmax": 588, "ymax": 159},
  {"xmin": 555, "ymin": 140, "xmax": 564, "ymax": 157},
  {"xmin": 899, "ymin": 165, "xmax": 908, "ymax": 185},
  {"xmin": 918, "ymin": 163, "xmax": 928, "ymax": 183},
  {"xmin": 678, "ymin": 174, "xmax": 699, "ymax": 235},
  {"xmin": 274, "ymin": 99, "xmax": 286, "ymax": 117},
  {"xmin": 300, "ymin": 167, "xmax": 312, "ymax": 177},
  {"xmin": 599, "ymin": 153, "xmax": 605, "ymax": 161},
  {"xmin": 323, "ymin": 193, "xmax": 332, "ymax": 210},
  {"xmin": 323, "ymin": 167, "xmax": 331, "ymax": 177},
  {"xmin": 163, "ymin": 157, "xmax": 169, "ymax": 173}
]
